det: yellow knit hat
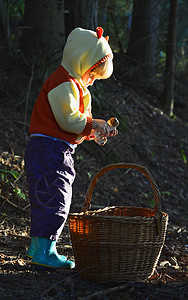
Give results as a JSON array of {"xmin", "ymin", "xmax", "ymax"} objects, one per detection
[{"xmin": 62, "ymin": 27, "xmax": 113, "ymax": 80}]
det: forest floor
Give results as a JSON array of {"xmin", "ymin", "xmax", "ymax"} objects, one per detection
[{"xmin": 0, "ymin": 49, "xmax": 187, "ymax": 299}]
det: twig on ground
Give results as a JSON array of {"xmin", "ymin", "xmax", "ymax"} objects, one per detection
[
  {"xmin": 15, "ymin": 120, "xmax": 30, "ymax": 127},
  {"xmin": 79, "ymin": 283, "xmax": 128, "ymax": 300},
  {"xmin": 14, "ymin": 170, "xmax": 24, "ymax": 183},
  {"xmin": 0, "ymin": 214, "xmax": 15, "ymax": 230},
  {"xmin": 22, "ymin": 203, "xmax": 30, "ymax": 210},
  {"xmin": 0, "ymin": 195, "xmax": 29, "ymax": 212},
  {"xmin": 6, "ymin": 233, "xmax": 30, "ymax": 240},
  {"xmin": 40, "ymin": 267, "xmax": 93, "ymax": 300}
]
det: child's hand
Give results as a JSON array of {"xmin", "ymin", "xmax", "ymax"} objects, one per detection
[
  {"xmin": 108, "ymin": 129, "xmax": 118, "ymax": 137},
  {"xmin": 95, "ymin": 136, "xmax": 107, "ymax": 146},
  {"xmin": 92, "ymin": 119, "xmax": 111, "ymax": 137},
  {"xmin": 93, "ymin": 117, "xmax": 119, "ymax": 146}
]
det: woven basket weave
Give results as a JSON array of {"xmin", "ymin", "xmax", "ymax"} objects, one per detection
[{"xmin": 69, "ymin": 163, "xmax": 168, "ymax": 282}]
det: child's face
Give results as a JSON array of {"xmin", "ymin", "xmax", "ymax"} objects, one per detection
[{"xmin": 81, "ymin": 71, "xmax": 101, "ymax": 87}]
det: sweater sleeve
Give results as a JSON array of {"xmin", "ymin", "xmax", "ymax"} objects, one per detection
[{"xmin": 48, "ymin": 81, "xmax": 92, "ymax": 135}]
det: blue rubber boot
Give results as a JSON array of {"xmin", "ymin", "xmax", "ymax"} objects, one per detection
[
  {"xmin": 26, "ymin": 237, "xmax": 69, "ymax": 260},
  {"xmin": 26, "ymin": 237, "xmax": 36, "ymax": 258},
  {"xmin": 31, "ymin": 237, "xmax": 75, "ymax": 269}
]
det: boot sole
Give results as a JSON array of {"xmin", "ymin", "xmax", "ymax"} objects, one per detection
[
  {"xmin": 31, "ymin": 262, "xmax": 58, "ymax": 269},
  {"xmin": 31, "ymin": 262, "xmax": 75, "ymax": 270}
]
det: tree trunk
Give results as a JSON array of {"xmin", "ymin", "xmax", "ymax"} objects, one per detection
[
  {"xmin": 163, "ymin": 0, "xmax": 178, "ymax": 116},
  {"xmin": 22, "ymin": 0, "xmax": 65, "ymax": 80},
  {"xmin": 64, "ymin": 0, "xmax": 98, "ymax": 39},
  {"xmin": 126, "ymin": 0, "xmax": 159, "ymax": 82},
  {"xmin": 0, "ymin": 0, "xmax": 7, "ymax": 41}
]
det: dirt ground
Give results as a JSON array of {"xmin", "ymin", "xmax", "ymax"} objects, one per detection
[{"xmin": 0, "ymin": 49, "xmax": 187, "ymax": 299}]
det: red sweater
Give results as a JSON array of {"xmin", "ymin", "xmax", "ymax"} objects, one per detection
[{"xmin": 29, "ymin": 66, "xmax": 93, "ymax": 144}]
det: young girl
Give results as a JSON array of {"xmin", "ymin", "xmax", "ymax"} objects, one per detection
[{"xmin": 24, "ymin": 27, "xmax": 117, "ymax": 269}]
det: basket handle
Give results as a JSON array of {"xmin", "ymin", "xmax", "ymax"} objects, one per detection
[{"xmin": 81, "ymin": 163, "xmax": 162, "ymax": 214}]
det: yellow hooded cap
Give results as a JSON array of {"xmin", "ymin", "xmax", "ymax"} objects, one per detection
[{"xmin": 62, "ymin": 27, "xmax": 113, "ymax": 80}]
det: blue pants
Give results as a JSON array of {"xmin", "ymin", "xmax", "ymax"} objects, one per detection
[{"xmin": 24, "ymin": 137, "xmax": 76, "ymax": 241}]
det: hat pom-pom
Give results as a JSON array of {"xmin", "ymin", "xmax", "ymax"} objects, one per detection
[{"xmin": 96, "ymin": 27, "xmax": 103, "ymax": 39}]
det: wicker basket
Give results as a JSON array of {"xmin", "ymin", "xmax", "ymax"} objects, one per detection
[{"xmin": 69, "ymin": 163, "xmax": 168, "ymax": 282}]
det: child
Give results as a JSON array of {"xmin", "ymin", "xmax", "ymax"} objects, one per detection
[{"xmin": 24, "ymin": 27, "xmax": 117, "ymax": 269}]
